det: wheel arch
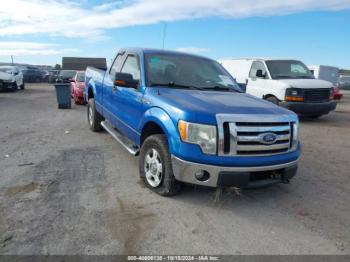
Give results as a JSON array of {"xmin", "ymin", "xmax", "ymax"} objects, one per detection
[
  {"xmin": 139, "ymin": 107, "xmax": 180, "ymax": 154},
  {"xmin": 263, "ymin": 94, "xmax": 278, "ymax": 100},
  {"xmin": 86, "ymin": 84, "xmax": 95, "ymax": 100}
]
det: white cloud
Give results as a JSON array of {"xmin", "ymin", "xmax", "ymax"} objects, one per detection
[
  {"xmin": 0, "ymin": 0, "xmax": 349, "ymax": 39},
  {"xmin": 175, "ymin": 47, "xmax": 210, "ymax": 53},
  {"xmin": 0, "ymin": 41, "xmax": 78, "ymax": 56}
]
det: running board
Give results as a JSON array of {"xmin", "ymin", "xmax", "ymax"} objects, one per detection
[{"xmin": 101, "ymin": 121, "xmax": 140, "ymax": 155}]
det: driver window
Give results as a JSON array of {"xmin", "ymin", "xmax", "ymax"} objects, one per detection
[
  {"xmin": 249, "ymin": 61, "xmax": 267, "ymax": 79},
  {"xmin": 110, "ymin": 54, "xmax": 123, "ymax": 77},
  {"xmin": 121, "ymin": 55, "xmax": 140, "ymax": 80}
]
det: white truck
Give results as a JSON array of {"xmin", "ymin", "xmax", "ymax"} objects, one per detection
[
  {"xmin": 221, "ymin": 58, "xmax": 336, "ymax": 118},
  {"xmin": 0, "ymin": 65, "xmax": 25, "ymax": 91},
  {"xmin": 308, "ymin": 65, "xmax": 339, "ymax": 85}
]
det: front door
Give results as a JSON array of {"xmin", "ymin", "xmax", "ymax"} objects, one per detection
[
  {"xmin": 110, "ymin": 54, "xmax": 143, "ymax": 143},
  {"xmin": 246, "ymin": 61, "xmax": 268, "ymax": 99}
]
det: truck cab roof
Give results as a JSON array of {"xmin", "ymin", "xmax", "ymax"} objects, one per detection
[{"xmin": 117, "ymin": 48, "xmax": 211, "ymax": 60}]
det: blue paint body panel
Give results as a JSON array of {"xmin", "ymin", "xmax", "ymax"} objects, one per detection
[{"xmin": 85, "ymin": 48, "xmax": 301, "ymax": 167}]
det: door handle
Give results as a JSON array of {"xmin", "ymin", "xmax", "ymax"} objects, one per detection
[{"xmin": 112, "ymin": 85, "xmax": 117, "ymax": 92}]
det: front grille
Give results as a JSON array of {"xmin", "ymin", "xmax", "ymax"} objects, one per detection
[
  {"xmin": 303, "ymin": 88, "xmax": 331, "ymax": 102},
  {"xmin": 217, "ymin": 114, "xmax": 297, "ymax": 157}
]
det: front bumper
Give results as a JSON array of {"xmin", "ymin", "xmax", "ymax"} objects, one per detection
[
  {"xmin": 279, "ymin": 101, "xmax": 337, "ymax": 116},
  {"xmin": 171, "ymin": 155, "xmax": 298, "ymax": 188},
  {"xmin": 0, "ymin": 81, "xmax": 13, "ymax": 89}
]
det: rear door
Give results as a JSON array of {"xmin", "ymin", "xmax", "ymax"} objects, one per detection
[
  {"xmin": 102, "ymin": 53, "xmax": 125, "ymax": 125},
  {"xmin": 246, "ymin": 61, "xmax": 269, "ymax": 98}
]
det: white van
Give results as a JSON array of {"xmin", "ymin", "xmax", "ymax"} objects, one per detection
[
  {"xmin": 308, "ymin": 65, "xmax": 339, "ymax": 85},
  {"xmin": 221, "ymin": 58, "xmax": 337, "ymax": 118}
]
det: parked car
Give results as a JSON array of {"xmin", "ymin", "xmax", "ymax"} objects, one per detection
[
  {"xmin": 338, "ymin": 75, "xmax": 350, "ymax": 89},
  {"xmin": 56, "ymin": 70, "xmax": 76, "ymax": 83},
  {"xmin": 48, "ymin": 70, "xmax": 60, "ymax": 83},
  {"xmin": 0, "ymin": 65, "xmax": 25, "ymax": 91},
  {"xmin": 70, "ymin": 71, "xmax": 86, "ymax": 104},
  {"xmin": 85, "ymin": 48, "xmax": 300, "ymax": 196},
  {"xmin": 21, "ymin": 67, "xmax": 45, "ymax": 83},
  {"xmin": 308, "ymin": 65, "xmax": 339, "ymax": 85},
  {"xmin": 221, "ymin": 58, "xmax": 336, "ymax": 118},
  {"xmin": 332, "ymin": 86, "xmax": 343, "ymax": 100}
]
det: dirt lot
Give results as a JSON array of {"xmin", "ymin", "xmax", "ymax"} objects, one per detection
[{"xmin": 0, "ymin": 84, "xmax": 349, "ymax": 255}]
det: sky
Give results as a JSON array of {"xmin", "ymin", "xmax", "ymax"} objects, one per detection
[{"xmin": 0, "ymin": 0, "xmax": 349, "ymax": 68}]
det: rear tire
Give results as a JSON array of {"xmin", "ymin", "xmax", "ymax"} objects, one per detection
[
  {"xmin": 139, "ymin": 134, "xmax": 181, "ymax": 196},
  {"xmin": 87, "ymin": 98, "xmax": 103, "ymax": 132},
  {"xmin": 265, "ymin": 96, "xmax": 279, "ymax": 105},
  {"xmin": 307, "ymin": 114, "xmax": 323, "ymax": 119}
]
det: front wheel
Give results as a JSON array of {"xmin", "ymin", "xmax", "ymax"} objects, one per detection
[
  {"xmin": 11, "ymin": 82, "xmax": 18, "ymax": 92},
  {"xmin": 139, "ymin": 135, "xmax": 181, "ymax": 196},
  {"xmin": 265, "ymin": 96, "xmax": 279, "ymax": 105},
  {"xmin": 87, "ymin": 98, "xmax": 103, "ymax": 131},
  {"xmin": 20, "ymin": 81, "xmax": 25, "ymax": 90},
  {"xmin": 307, "ymin": 114, "xmax": 323, "ymax": 119}
]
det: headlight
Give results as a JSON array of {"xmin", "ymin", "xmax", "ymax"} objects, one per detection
[
  {"xmin": 291, "ymin": 120, "xmax": 299, "ymax": 151},
  {"xmin": 178, "ymin": 120, "xmax": 217, "ymax": 155},
  {"xmin": 285, "ymin": 88, "xmax": 304, "ymax": 102}
]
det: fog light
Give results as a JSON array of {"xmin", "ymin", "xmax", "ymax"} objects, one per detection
[{"xmin": 195, "ymin": 170, "xmax": 210, "ymax": 182}]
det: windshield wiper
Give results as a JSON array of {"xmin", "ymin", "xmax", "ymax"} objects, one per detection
[
  {"xmin": 203, "ymin": 86, "xmax": 230, "ymax": 91},
  {"xmin": 204, "ymin": 85, "xmax": 242, "ymax": 92},
  {"xmin": 275, "ymin": 75, "xmax": 294, "ymax": 79},
  {"xmin": 149, "ymin": 82, "xmax": 203, "ymax": 90},
  {"xmin": 298, "ymin": 76, "xmax": 314, "ymax": 79}
]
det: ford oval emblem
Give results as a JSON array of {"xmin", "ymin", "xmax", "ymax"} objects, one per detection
[{"xmin": 260, "ymin": 133, "xmax": 277, "ymax": 145}]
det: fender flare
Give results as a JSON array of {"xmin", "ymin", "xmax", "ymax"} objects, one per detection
[
  {"xmin": 139, "ymin": 107, "xmax": 181, "ymax": 154},
  {"xmin": 85, "ymin": 78, "xmax": 96, "ymax": 100}
]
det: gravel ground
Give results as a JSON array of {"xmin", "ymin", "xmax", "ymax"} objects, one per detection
[{"xmin": 0, "ymin": 84, "xmax": 349, "ymax": 255}]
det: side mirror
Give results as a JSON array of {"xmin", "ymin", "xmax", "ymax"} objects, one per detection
[
  {"xmin": 114, "ymin": 72, "xmax": 139, "ymax": 88},
  {"xmin": 256, "ymin": 70, "xmax": 265, "ymax": 78},
  {"xmin": 14, "ymin": 72, "xmax": 19, "ymax": 76}
]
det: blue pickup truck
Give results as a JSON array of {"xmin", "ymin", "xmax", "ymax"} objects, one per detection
[{"xmin": 85, "ymin": 48, "xmax": 301, "ymax": 196}]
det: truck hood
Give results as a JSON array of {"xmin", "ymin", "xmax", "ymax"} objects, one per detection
[
  {"xmin": 278, "ymin": 78, "xmax": 332, "ymax": 89},
  {"xmin": 0, "ymin": 71, "xmax": 13, "ymax": 81},
  {"xmin": 148, "ymin": 88, "xmax": 294, "ymax": 124}
]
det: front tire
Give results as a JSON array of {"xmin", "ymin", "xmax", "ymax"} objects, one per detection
[
  {"xmin": 20, "ymin": 81, "xmax": 25, "ymax": 90},
  {"xmin": 265, "ymin": 96, "xmax": 279, "ymax": 105},
  {"xmin": 11, "ymin": 82, "xmax": 18, "ymax": 92},
  {"xmin": 307, "ymin": 114, "xmax": 323, "ymax": 119},
  {"xmin": 139, "ymin": 135, "xmax": 181, "ymax": 196},
  {"xmin": 87, "ymin": 98, "xmax": 103, "ymax": 132}
]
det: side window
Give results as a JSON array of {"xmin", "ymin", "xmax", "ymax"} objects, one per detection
[
  {"xmin": 121, "ymin": 55, "xmax": 140, "ymax": 80},
  {"xmin": 249, "ymin": 61, "xmax": 268, "ymax": 78},
  {"xmin": 110, "ymin": 54, "xmax": 123, "ymax": 76}
]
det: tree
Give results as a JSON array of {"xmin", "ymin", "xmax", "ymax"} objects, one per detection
[{"xmin": 54, "ymin": 64, "xmax": 61, "ymax": 70}]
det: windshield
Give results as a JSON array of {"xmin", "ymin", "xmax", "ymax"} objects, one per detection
[
  {"xmin": 340, "ymin": 76, "xmax": 350, "ymax": 81},
  {"xmin": 145, "ymin": 53, "xmax": 241, "ymax": 92},
  {"xmin": 266, "ymin": 60, "xmax": 315, "ymax": 80},
  {"xmin": 76, "ymin": 72, "xmax": 85, "ymax": 82},
  {"xmin": 59, "ymin": 70, "xmax": 76, "ymax": 78},
  {"xmin": 0, "ymin": 67, "xmax": 13, "ymax": 73}
]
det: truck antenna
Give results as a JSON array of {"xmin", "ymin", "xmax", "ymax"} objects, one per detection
[{"xmin": 162, "ymin": 23, "xmax": 167, "ymax": 49}]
